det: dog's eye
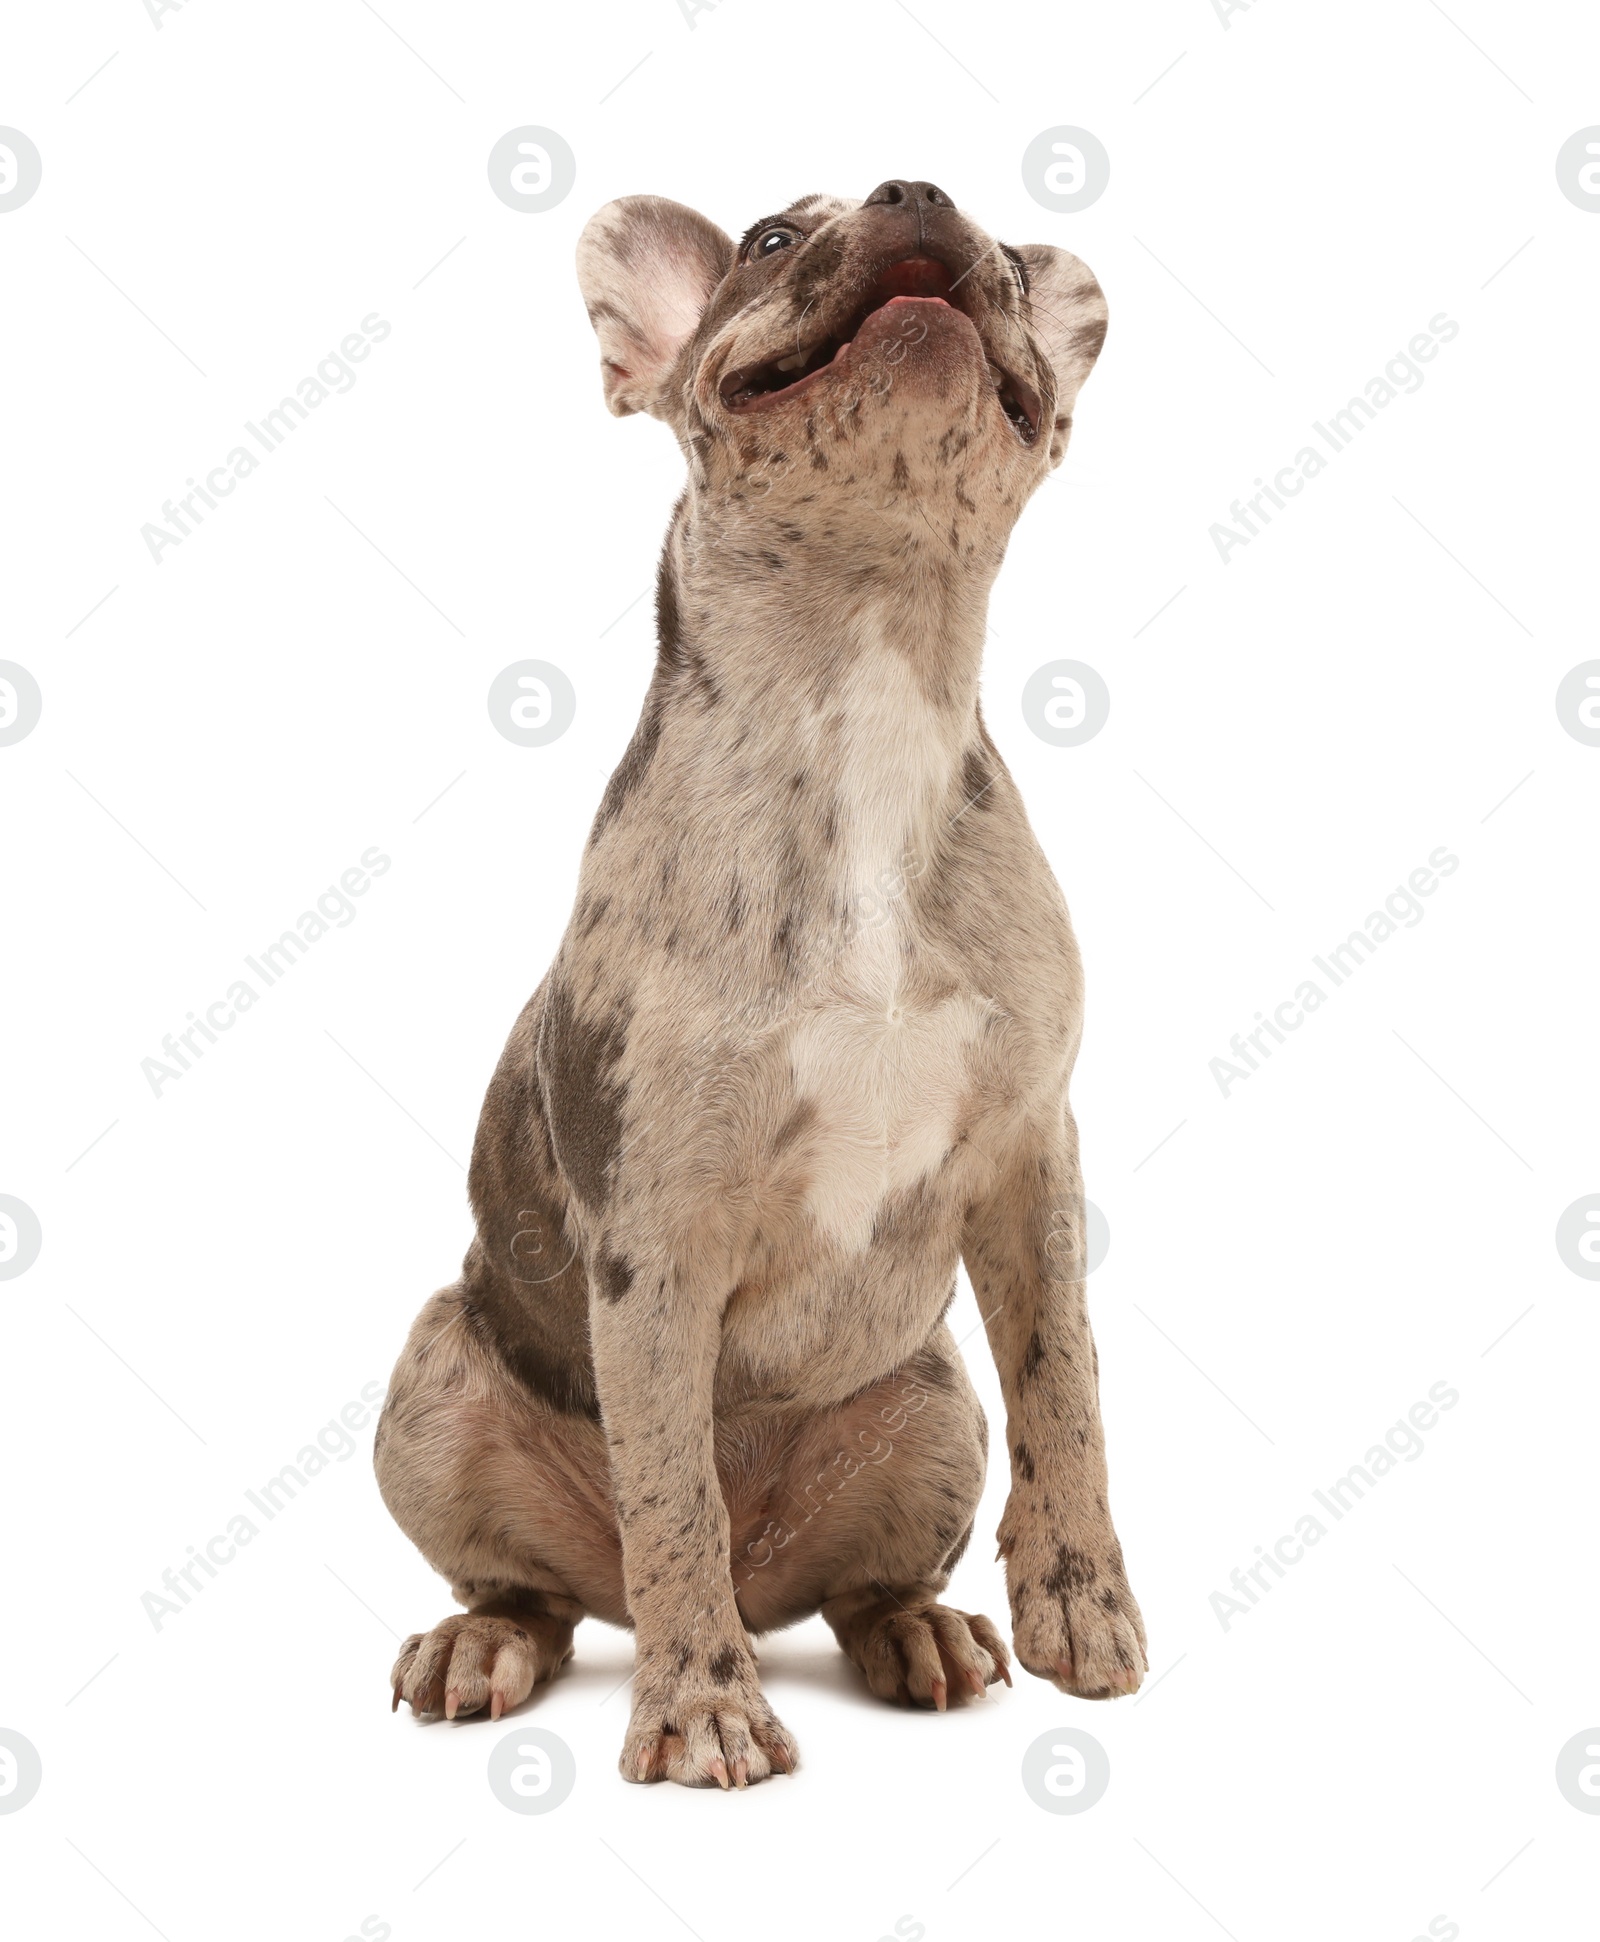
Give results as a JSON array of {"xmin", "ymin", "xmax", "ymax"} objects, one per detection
[{"xmin": 755, "ymin": 227, "xmax": 799, "ymax": 257}]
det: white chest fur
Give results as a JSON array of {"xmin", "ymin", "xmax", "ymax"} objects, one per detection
[{"xmin": 787, "ymin": 646, "xmax": 989, "ymax": 1252}]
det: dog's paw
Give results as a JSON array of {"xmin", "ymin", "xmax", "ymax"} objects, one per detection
[
  {"xmin": 621, "ymin": 1646, "xmax": 797, "ymax": 1788},
  {"xmin": 845, "ymin": 1604, "xmax": 1012, "ymax": 1709},
  {"xmin": 1008, "ymin": 1539, "xmax": 1148, "ymax": 1699},
  {"xmin": 391, "ymin": 1611, "xmax": 572, "ymax": 1721}
]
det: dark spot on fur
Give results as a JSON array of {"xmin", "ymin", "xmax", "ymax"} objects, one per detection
[
  {"xmin": 890, "ymin": 451, "xmax": 910, "ymax": 491},
  {"xmin": 1013, "ymin": 1440, "xmax": 1036, "ymax": 1483},
  {"xmin": 456, "ymin": 1278, "xmax": 598, "ymax": 1419},
  {"xmin": 599, "ymin": 1252, "xmax": 634, "ymax": 1303},
  {"xmin": 537, "ymin": 979, "xmax": 630, "ymax": 1212},
  {"xmin": 1020, "ymin": 1330, "xmax": 1046, "ymax": 1384},
  {"xmin": 1043, "ymin": 1545, "xmax": 1097, "ymax": 1597},
  {"xmin": 1101, "ymin": 1587, "xmax": 1119, "ymax": 1611},
  {"xmin": 591, "ymin": 697, "xmax": 662, "ymax": 841},
  {"xmin": 961, "ymin": 744, "xmax": 993, "ymax": 809},
  {"xmin": 773, "ymin": 1100, "xmax": 816, "ymax": 1153},
  {"xmin": 708, "ymin": 1644, "xmax": 741, "ymax": 1687}
]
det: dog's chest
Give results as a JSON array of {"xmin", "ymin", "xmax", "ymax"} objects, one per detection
[{"xmin": 783, "ymin": 650, "xmax": 990, "ymax": 1252}]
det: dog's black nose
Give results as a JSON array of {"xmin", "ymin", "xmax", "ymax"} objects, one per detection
[{"xmin": 864, "ymin": 179, "xmax": 953, "ymax": 210}]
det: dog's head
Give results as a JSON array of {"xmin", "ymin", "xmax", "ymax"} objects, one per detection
[{"xmin": 575, "ymin": 180, "xmax": 1107, "ymax": 530}]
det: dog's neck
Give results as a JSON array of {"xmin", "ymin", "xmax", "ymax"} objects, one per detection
[
  {"xmin": 659, "ymin": 493, "xmax": 1003, "ymax": 891},
  {"xmin": 668, "ymin": 489, "xmax": 1006, "ymax": 718}
]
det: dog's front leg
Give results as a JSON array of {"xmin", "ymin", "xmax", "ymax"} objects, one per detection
[
  {"xmin": 590, "ymin": 1265, "xmax": 797, "ymax": 1787},
  {"xmin": 964, "ymin": 1114, "xmax": 1148, "ymax": 1698}
]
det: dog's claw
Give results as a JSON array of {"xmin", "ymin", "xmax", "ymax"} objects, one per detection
[
  {"xmin": 391, "ymin": 1685, "xmax": 402, "ymax": 1713},
  {"xmin": 637, "ymin": 1750, "xmax": 653, "ymax": 1782},
  {"xmin": 708, "ymin": 1757, "xmax": 730, "ymax": 1791},
  {"xmin": 444, "ymin": 1687, "xmax": 462, "ymax": 1720},
  {"xmin": 489, "ymin": 1691, "xmax": 506, "ymax": 1722},
  {"xmin": 931, "ymin": 1677, "xmax": 948, "ymax": 1713},
  {"xmin": 964, "ymin": 1667, "xmax": 988, "ymax": 1698},
  {"xmin": 731, "ymin": 1757, "xmax": 749, "ymax": 1789}
]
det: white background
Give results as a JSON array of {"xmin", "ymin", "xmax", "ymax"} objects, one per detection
[{"xmin": 3, "ymin": 1, "xmax": 1597, "ymax": 1937}]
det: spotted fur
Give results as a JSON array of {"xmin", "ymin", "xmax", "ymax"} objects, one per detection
[{"xmin": 376, "ymin": 180, "xmax": 1144, "ymax": 1789}]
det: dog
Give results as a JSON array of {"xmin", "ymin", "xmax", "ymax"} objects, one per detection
[{"xmin": 376, "ymin": 177, "xmax": 1147, "ymax": 1788}]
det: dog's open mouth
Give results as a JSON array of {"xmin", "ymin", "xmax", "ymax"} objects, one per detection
[{"xmin": 717, "ymin": 254, "xmax": 1040, "ymax": 443}]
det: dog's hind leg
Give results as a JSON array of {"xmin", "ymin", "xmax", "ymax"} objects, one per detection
[
  {"xmin": 375, "ymin": 1285, "xmax": 625, "ymax": 1720},
  {"xmin": 723, "ymin": 1332, "xmax": 1011, "ymax": 1709}
]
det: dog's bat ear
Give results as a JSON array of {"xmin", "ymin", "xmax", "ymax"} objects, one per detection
[
  {"xmin": 576, "ymin": 196, "xmax": 734, "ymax": 420},
  {"xmin": 1010, "ymin": 246, "xmax": 1108, "ymax": 466}
]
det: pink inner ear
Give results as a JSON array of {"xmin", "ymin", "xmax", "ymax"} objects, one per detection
[{"xmin": 607, "ymin": 361, "xmax": 634, "ymax": 379}]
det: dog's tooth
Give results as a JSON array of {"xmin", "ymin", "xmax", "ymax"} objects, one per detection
[{"xmin": 775, "ymin": 352, "xmax": 806, "ymax": 372}]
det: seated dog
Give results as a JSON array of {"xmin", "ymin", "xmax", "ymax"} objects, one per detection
[{"xmin": 377, "ymin": 177, "xmax": 1146, "ymax": 1788}]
